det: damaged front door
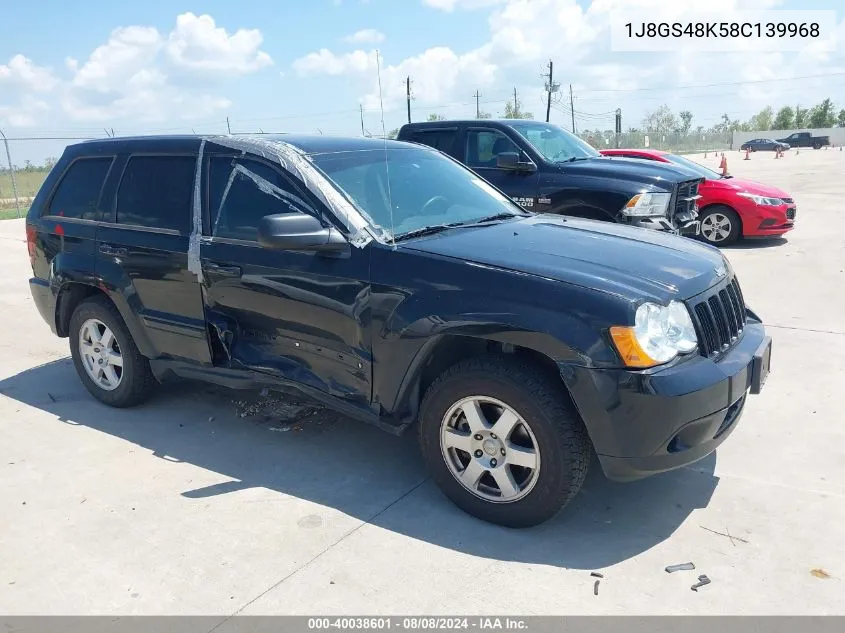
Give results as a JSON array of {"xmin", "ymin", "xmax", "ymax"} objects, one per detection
[{"xmin": 199, "ymin": 152, "xmax": 372, "ymax": 406}]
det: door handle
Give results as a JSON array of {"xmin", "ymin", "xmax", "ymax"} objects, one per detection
[
  {"xmin": 99, "ymin": 243, "xmax": 128, "ymax": 257},
  {"xmin": 206, "ymin": 262, "xmax": 241, "ymax": 276}
]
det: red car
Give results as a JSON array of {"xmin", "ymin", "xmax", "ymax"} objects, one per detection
[{"xmin": 600, "ymin": 148, "xmax": 796, "ymax": 246}]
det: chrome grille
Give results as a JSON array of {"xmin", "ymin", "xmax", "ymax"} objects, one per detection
[{"xmin": 690, "ymin": 276, "xmax": 747, "ymax": 358}]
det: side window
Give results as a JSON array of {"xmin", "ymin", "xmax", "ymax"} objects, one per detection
[
  {"xmin": 46, "ymin": 157, "xmax": 113, "ymax": 220},
  {"xmin": 208, "ymin": 156, "xmax": 314, "ymax": 242},
  {"xmin": 465, "ymin": 130, "xmax": 522, "ymax": 168},
  {"xmin": 116, "ymin": 156, "xmax": 196, "ymax": 232},
  {"xmin": 410, "ymin": 130, "xmax": 457, "ymax": 154}
]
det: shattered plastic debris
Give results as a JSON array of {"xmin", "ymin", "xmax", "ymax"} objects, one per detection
[
  {"xmin": 810, "ymin": 568, "xmax": 831, "ymax": 579},
  {"xmin": 232, "ymin": 391, "xmax": 324, "ymax": 431},
  {"xmin": 665, "ymin": 562, "xmax": 696, "ymax": 573},
  {"xmin": 690, "ymin": 575, "xmax": 711, "ymax": 592}
]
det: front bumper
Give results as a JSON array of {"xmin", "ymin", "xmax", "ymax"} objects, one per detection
[
  {"xmin": 626, "ymin": 216, "xmax": 701, "ymax": 237},
  {"xmin": 563, "ymin": 319, "xmax": 770, "ymax": 482},
  {"xmin": 749, "ymin": 203, "xmax": 796, "ymax": 236}
]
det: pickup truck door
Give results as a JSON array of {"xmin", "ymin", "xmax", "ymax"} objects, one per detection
[
  {"xmin": 199, "ymin": 151, "xmax": 372, "ymax": 406},
  {"xmin": 463, "ymin": 127, "xmax": 541, "ymax": 210}
]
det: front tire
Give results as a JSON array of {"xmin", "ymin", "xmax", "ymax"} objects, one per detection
[
  {"xmin": 699, "ymin": 205, "xmax": 741, "ymax": 246},
  {"xmin": 419, "ymin": 355, "xmax": 591, "ymax": 528},
  {"xmin": 69, "ymin": 295, "xmax": 156, "ymax": 407}
]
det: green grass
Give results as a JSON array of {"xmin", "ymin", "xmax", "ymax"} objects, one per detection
[
  {"xmin": 0, "ymin": 208, "xmax": 27, "ymax": 220},
  {"xmin": 0, "ymin": 170, "xmax": 48, "ymax": 198}
]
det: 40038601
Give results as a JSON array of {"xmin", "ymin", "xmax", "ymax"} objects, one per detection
[{"xmin": 308, "ymin": 617, "xmax": 392, "ymax": 629}]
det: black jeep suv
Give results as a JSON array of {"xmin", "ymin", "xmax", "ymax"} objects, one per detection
[
  {"xmin": 397, "ymin": 119, "xmax": 703, "ymax": 236},
  {"xmin": 26, "ymin": 134, "xmax": 772, "ymax": 527}
]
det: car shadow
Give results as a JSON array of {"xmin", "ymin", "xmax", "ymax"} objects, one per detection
[
  {"xmin": 0, "ymin": 358, "xmax": 719, "ymax": 571},
  {"xmin": 723, "ymin": 236, "xmax": 789, "ymax": 250}
]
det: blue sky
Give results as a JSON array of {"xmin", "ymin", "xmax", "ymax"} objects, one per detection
[{"xmin": 2, "ymin": 0, "xmax": 843, "ymax": 163}]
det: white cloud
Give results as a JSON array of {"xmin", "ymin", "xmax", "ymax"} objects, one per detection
[
  {"xmin": 0, "ymin": 55, "xmax": 58, "ymax": 92},
  {"xmin": 0, "ymin": 12, "xmax": 273, "ymax": 127},
  {"xmin": 165, "ymin": 12, "xmax": 273, "ymax": 74},
  {"xmin": 292, "ymin": 49, "xmax": 378, "ymax": 76},
  {"xmin": 344, "ymin": 29, "xmax": 385, "ymax": 44},
  {"xmin": 296, "ymin": 0, "xmax": 845, "ymax": 128},
  {"xmin": 0, "ymin": 95, "xmax": 50, "ymax": 127},
  {"xmin": 71, "ymin": 26, "xmax": 162, "ymax": 90},
  {"xmin": 422, "ymin": 0, "xmax": 505, "ymax": 11}
]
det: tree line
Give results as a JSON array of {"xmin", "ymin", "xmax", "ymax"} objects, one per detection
[{"xmin": 636, "ymin": 98, "xmax": 844, "ymax": 138}]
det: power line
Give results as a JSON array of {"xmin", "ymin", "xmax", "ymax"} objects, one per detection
[{"xmin": 577, "ymin": 71, "xmax": 845, "ymax": 94}]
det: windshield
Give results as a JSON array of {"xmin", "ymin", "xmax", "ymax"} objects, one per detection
[
  {"xmin": 310, "ymin": 147, "xmax": 524, "ymax": 240},
  {"xmin": 665, "ymin": 154, "xmax": 722, "ymax": 179},
  {"xmin": 508, "ymin": 121, "xmax": 600, "ymax": 162}
]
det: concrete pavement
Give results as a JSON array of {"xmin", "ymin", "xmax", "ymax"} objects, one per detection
[{"xmin": 1, "ymin": 149, "xmax": 843, "ymax": 615}]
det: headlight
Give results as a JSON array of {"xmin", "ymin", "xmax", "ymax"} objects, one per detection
[
  {"xmin": 737, "ymin": 192, "xmax": 783, "ymax": 206},
  {"xmin": 609, "ymin": 301, "xmax": 698, "ymax": 368},
  {"xmin": 621, "ymin": 192, "xmax": 671, "ymax": 217}
]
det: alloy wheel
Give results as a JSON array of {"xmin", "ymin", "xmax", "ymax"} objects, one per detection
[
  {"xmin": 440, "ymin": 395, "xmax": 541, "ymax": 503},
  {"xmin": 701, "ymin": 213, "xmax": 733, "ymax": 243},
  {"xmin": 78, "ymin": 318, "xmax": 124, "ymax": 391}
]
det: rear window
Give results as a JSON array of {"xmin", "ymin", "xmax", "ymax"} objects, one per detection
[
  {"xmin": 406, "ymin": 129, "xmax": 458, "ymax": 154},
  {"xmin": 47, "ymin": 157, "xmax": 113, "ymax": 220},
  {"xmin": 116, "ymin": 156, "xmax": 196, "ymax": 232}
]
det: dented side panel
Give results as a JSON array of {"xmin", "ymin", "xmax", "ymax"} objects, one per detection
[
  {"xmin": 197, "ymin": 144, "xmax": 373, "ymax": 404},
  {"xmin": 200, "ymin": 240, "xmax": 373, "ymax": 403}
]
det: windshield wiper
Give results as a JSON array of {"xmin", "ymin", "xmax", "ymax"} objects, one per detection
[
  {"xmin": 392, "ymin": 214, "xmax": 520, "ymax": 242},
  {"xmin": 560, "ymin": 156, "xmax": 592, "ymax": 163}
]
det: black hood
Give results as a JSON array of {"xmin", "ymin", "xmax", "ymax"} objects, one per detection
[
  {"xmin": 560, "ymin": 156, "xmax": 703, "ymax": 191},
  {"xmin": 402, "ymin": 214, "xmax": 729, "ymax": 303}
]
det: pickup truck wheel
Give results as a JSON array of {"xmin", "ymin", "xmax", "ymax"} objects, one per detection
[
  {"xmin": 699, "ymin": 206, "xmax": 740, "ymax": 246},
  {"xmin": 69, "ymin": 296, "xmax": 156, "ymax": 408},
  {"xmin": 419, "ymin": 355, "xmax": 590, "ymax": 528}
]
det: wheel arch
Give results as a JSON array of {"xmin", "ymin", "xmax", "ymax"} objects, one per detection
[
  {"xmin": 391, "ymin": 333, "xmax": 582, "ymax": 430},
  {"xmin": 55, "ymin": 281, "xmax": 157, "ymax": 358},
  {"xmin": 699, "ymin": 202, "xmax": 744, "ymax": 235}
]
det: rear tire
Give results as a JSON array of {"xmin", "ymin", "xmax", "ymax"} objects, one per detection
[
  {"xmin": 419, "ymin": 355, "xmax": 591, "ymax": 528},
  {"xmin": 699, "ymin": 205, "xmax": 741, "ymax": 246},
  {"xmin": 69, "ymin": 295, "xmax": 156, "ymax": 407}
]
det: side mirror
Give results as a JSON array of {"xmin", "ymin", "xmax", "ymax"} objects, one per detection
[
  {"xmin": 496, "ymin": 152, "xmax": 536, "ymax": 172},
  {"xmin": 257, "ymin": 212, "xmax": 348, "ymax": 254}
]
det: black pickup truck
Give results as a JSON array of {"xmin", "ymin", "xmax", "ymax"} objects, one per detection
[
  {"xmin": 26, "ymin": 134, "xmax": 771, "ymax": 527},
  {"xmin": 776, "ymin": 131, "xmax": 830, "ymax": 149},
  {"xmin": 397, "ymin": 119, "xmax": 703, "ymax": 236}
]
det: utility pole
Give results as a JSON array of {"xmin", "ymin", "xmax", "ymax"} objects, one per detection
[
  {"xmin": 514, "ymin": 86, "xmax": 519, "ymax": 115},
  {"xmin": 615, "ymin": 108, "xmax": 622, "ymax": 148},
  {"xmin": 569, "ymin": 84, "xmax": 576, "ymax": 133},
  {"xmin": 0, "ymin": 129, "xmax": 21, "ymax": 218},
  {"xmin": 473, "ymin": 90, "xmax": 482, "ymax": 118},
  {"xmin": 544, "ymin": 59, "xmax": 558, "ymax": 123},
  {"xmin": 360, "ymin": 104, "xmax": 366, "ymax": 136},
  {"xmin": 226, "ymin": 117, "xmax": 231, "ymax": 134},
  {"xmin": 406, "ymin": 76, "xmax": 412, "ymax": 124}
]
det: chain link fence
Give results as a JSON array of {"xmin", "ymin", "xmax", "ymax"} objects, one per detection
[
  {"xmin": 0, "ymin": 136, "xmax": 97, "ymax": 218},
  {"xmin": 579, "ymin": 130, "xmax": 734, "ymax": 154},
  {"xmin": 0, "ymin": 127, "xmax": 739, "ymax": 219}
]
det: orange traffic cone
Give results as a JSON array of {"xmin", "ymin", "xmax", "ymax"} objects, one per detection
[
  {"xmin": 720, "ymin": 155, "xmax": 728, "ymax": 176},
  {"xmin": 744, "ymin": 148, "xmax": 750, "ymax": 160}
]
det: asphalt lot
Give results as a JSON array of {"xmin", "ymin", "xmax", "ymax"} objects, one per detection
[{"xmin": 1, "ymin": 148, "xmax": 843, "ymax": 616}]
